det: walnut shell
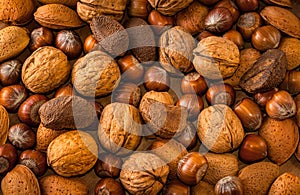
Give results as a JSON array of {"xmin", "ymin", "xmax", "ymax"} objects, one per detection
[
  {"xmin": 77, "ymin": 0, "xmax": 127, "ymax": 23},
  {"xmin": 1, "ymin": 164, "xmax": 40, "ymax": 195},
  {"xmin": 193, "ymin": 36, "xmax": 240, "ymax": 80},
  {"xmin": 39, "ymin": 96, "xmax": 97, "ymax": 130},
  {"xmin": 140, "ymin": 91, "xmax": 174, "ymax": 105},
  {"xmin": 37, "ymin": 0, "xmax": 78, "ymax": 8},
  {"xmin": 120, "ymin": 152, "xmax": 169, "ymax": 194},
  {"xmin": 159, "ymin": 26, "xmax": 196, "ymax": 75},
  {"xmin": 268, "ymin": 172, "xmax": 300, "ymax": 194},
  {"xmin": 259, "ymin": 117, "xmax": 299, "ymax": 165},
  {"xmin": 0, "ymin": 0, "xmax": 34, "ymax": 25},
  {"xmin": 39, "ymin": 175, "xmax": 89, "ymax": 195},
  {"xmin": 71, "ymin": 50, "xmax": 121, "ymax": 97},
  {"xmin": 98, "ymin": 102, "xmax": 142, "ymax": 156},
  {"xmin": 22, "ymin": 46, "xmax": 71, "ymax": 94},
  {"xmin": 278, "ymin": 37, "xmax": 300, "ymax": 70},
  {"xmin": 197, "ymin": 104, "xmax": 244, "ymax": 153},
  {"xmin": 148, "ymin": 0, "xmax": 193, "ymax": 16},
  {"xmin": 47, "ymin": 130, "xmax": 98, "ymax": 177}
]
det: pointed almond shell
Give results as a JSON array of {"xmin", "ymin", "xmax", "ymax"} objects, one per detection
[{"xmin": 0, "ymin": 105, "xmax": 9, "ymax": 145}]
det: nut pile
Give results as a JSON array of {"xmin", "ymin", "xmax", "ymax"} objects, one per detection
[{"xmin": 0, "ymin": 0, "xmax": 299, "ymax": 194}]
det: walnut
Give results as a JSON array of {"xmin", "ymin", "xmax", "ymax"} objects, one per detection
[
  {"xmin": 39, "ymin": 96, "xmax": 97, "ymax": 130},
  {"xmin": 47, "ymin": 130, "xmax": 98, "ymax": 177},
  {"xmin": 22, "ymin": 46, "xmax": 71, "ymax": 94},
  {"xmin": 197, "ymin": 104, "xmax": 244, "ymax": 153},
  {"xmin": 98, "ymin": 102, "xmax": 142, "ymax": 156},
  {"xmin": 148, "ymin": 0, "xmax": 193, "ymax": 16},
  {"xmin": 159, "ymin": 26, "xmax": 196, "ymax": 75},
  {"xmin": 141, "ymin": 91, "xmax": 174, "ymax": 105},
  {"xmin": 120, "ymin": 152, "xmax": 169, "ymax": 194},
  {"xmin": 71, "ymin": 50, "xmax": 121, "ymax": 97},
  {"xmin": 193, "ymin": 36, "xmax": 240, "ymax": 80}
]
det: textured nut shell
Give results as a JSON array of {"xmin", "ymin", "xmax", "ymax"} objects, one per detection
[
  {"xmin": 238, "ymin": 162, "xmax": 280, "ymax": 195},
  {"xmin": 0, "ymin": 26, "xmax": 30, "ymax": 63},
  {"xmin": 77, "ymin": 0, "xmax": 127, "ymax": 22},
  {"xmin": 268, "ymin": 172, "xmax": 300, "ymax": 194},
  {"xmin": 191, "ymin": 181, "xmax": 215, "ymax": 195},
  {"xmin": 0, "ymin": 105, "xmax": 9, "ymax": 145},
  {"xmin": 260, "ymin": 6, "xmax": 300, "ymax": 39},
  {"xmin": 203, "ymin": 153, "xmax": 239, "ymax": 185},
  {"xmin": 278, "ymin": 37, "xmax": 300, "ymax": 70},
  {"xmin": 149, "ymin": 139, "xmax": 188, "ymax": 179},
  {"xmin": 1, "ymin": 164, "xmax": 40, "ymax": 195},
  {"xmin": 264, "ymin": 0, "xmax": 293, "ymax": 7},
  {"xmin": 148, "ymin": 0, "xmax": 193, "ymax": 16},
  {"xmin": 225, "ymin": 48, "xmax": 260, "ymax": 88},
  {"xmin": 193, "ymin": 36, "xmax": 240, "ymax": 80},
  {"xmin": 140, "ymin": 91, "xmax": 174, "ymax": 105},
  {"xmin": 98, "ymin": 103, "xmax": 142, "ymax": 156},
  {"xmin": 197, "ymin": 104, "xmax": 244, "ymax": 153},
  {"xmin": 22, "ymin": 46, "xmax": 71, "ymax": 93},
  {"xmin": 139, "ymin": 98, "xmax": 188, "ymax": 139},
  {"xmin": 38, "ymin": 0, "xmax": 78, "ymax": 7},
  {"xmin": 71, "ymin": 50, "xmax": 121, "ymax": 97},
  {"xmin": 0, "ymin": 0, "xmax": 34, "ymax": 25},
  {"xmin": 159, "ymin": 26, "xmax": 196, "ymax": 74},
  {"xmin": 47, "ymin": 130, "xmax": 98, "ymax": 177},
  {"xmin": 39, "ymin": 175, "xmax": 89, "ymax": 195},
  {"xmin": 120, "ymin": 152, "xmax": 169, "ymax": 194},
  {"xmin": 34, "ymin": 4, "xmax": 85, "ymax": 29},
  {"xmin": 35, "ymin": 123, "xmax": 68, "ymax": 152},
  {"xmin": 258, "ymin": 118, "xmax": 299, "ymax": 165}
]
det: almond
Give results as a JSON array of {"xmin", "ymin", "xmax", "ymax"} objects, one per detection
[
  {"xmin": 278, "ymin": 37, "xmax": 300, "ymax": 70},
  {"xmin": 269, "ymin": 172, "xmax": 300, "ymax": 194},
  {"xmin": 0, "ymin": 26, "xmax": 30, "ymax": 63},
  {"xmin": 1, "ymin": 164, "xmax": 40, "ymax": 195},
  {"xmin": 264, "ymin": 0, "xmax": 293, "ymax": 8},
  {"xmin": 260, "ymin": 6, "xmax": 300, "ymax": 39},
  {"xmin": 34, "ymin": 4, "xmax": 85, "ymax": 29},
  {"xmin": 0, "ymin": 105, "xmax": 9, "ymax": 145}
]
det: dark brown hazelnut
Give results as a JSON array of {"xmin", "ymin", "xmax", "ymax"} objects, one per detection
[
  {"xmin": 8, "ymin": 123, "xmax": 36, "ymax": 150},
  {"xmin": 148, "ymin": 10, "xmax": 174, "ymax": 34},
  {"xmin": 55, "ymin": 30, "xmax": 82, "ymax": 60},
  {"xmin": 215, "ymin": 0, "xmax": 240, "ymax": 23},
  {"xmin": 144, "ymin": 66, "xmax": 170, "ymax": 92},
  {"xmin": 163, "ymin": 180, "xmax": 190, "ymax": 195},
  {"xmin": 94, "ymin": 153, "xmax": 122, "ymax": 178},
  {"xmin": 176, "ymin": 94, "xmax": 204, "ymax": 121},
  {"xmin": 237, "ymin": 12, "xmax": 263, "ymax": 41},
  {"xmin": 128, "ymin": 0, "xmax": 151, "ymax": 19},
  {"xmin": 251, "ymin": 25, "xmax": 281, "ymax": 51},
  {"xmin": 54, "ymin": 84, "xmax": 74, "ymax": 98},
  {"xmin": 233, "ymin": 98, "xmax": 262, "ymax": 131},
  {"xmin": 112, "ymin": 82, "xmax": 141, "ymax": 107},
  {"xmin": 19, "ymin": 150, "xmax": 47, "ymax": 176},
  {"xmin": 238, "ymin": 134, "xmax": 267, "ymax": 163},
  {"xmin": 177, "ymin": 152, "xmax": 208, "ymax": 185},
  {"xmin": 198, "ymin": 0, "xmax": 220, "ymax": 5},
  {"xmin": 0, "ymin": 59, "xmax": 22, "ymax": 86},
  {"xmin": 223, "ymin": 29, "xmax": 244, "ymax": 49},
  {"xmin": 181, "ymin": 72, "xmax": 208, "ymax": 95},
  {"xmin": 83, "ymin": 34, "xmax": 98, "ymax": 53},
  {"xmin": 236, "ymin": 0, "xmax": 259, "ymax": 12},
  {"xmin": 18, "ymin": 94, "xmax": 48, "ymax": 127},
  {"xmin": 0, "ymin": 84, "xmax": 28, "ymax": 112},
  {"xmin": 214, "ymin": 176, "xmax": 244, "ymax": 195},
  {"xmin": 206, "ymin": 83, "xmax": 235, "ymax": 106},
  {"xmin": 280, "ymin": 70, "xmax": 300, "ymax": 95},
  {"xmin": 117, "ymin": 54, "xmax": 144, "ymax": 83},
  {"xmin": 94, "ymin": 178, "xmax": 125, "ymax": 195},
  {"xmin": 175, "ymin": 122, "xmax": 198, "ymax": 150},
  {"xmin": 254, "ymin": 88, "xmax": 278, "ymax": 107},
  {"xmin": 204, "ymin": 7, "xmax": 233, "ymax": 34},
  {"xmin": 0, "ymin": 143, "xmax": 18, "ymax": 175},
  {"xmin": 196, "ymin": 30, "xmax": 215, "ymax": 41},
  {"xmin": 29, "ymin": 27, "xmax": 54, "ymax": 52}
]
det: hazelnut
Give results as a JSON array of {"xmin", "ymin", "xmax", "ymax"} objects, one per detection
[
  {"xmin": 254, "ymin": 88, "xmax": 278, "ymax": 107},
  {"xmin": 19, "ymin": 150, "xmax": 47, "ymax": 176},
  {"xmin": 198, "ymin": 0, "xmax": 220, "ymax": 5},
  {"xmin": 223, "ymin": 29, "xmax": 244, "ymax": 49},
  {"xmin": 29, "ymin": 27, "xmax": 54, "ymax": 52},
  {"xmin": 251, "ymin": 25, "xmax": 281, "ymax": 51},
  {"xmin": 54, "ymin": 84, "xmax": 74, "ymax": 98},
  {"xmin": 177, "ymin": 152, "xmax": 208, "ymax": 185},
  {"xmin": 206, "ymin": 83, "xmax": 235, "ymax": 106},
  {"xmin": 176, "ymin": 94, "xmax": 204, "ymax": 121},
  {"xmin": 0, "ymin": 59, "xmax": 22, "ymax": 86},
  {"xmin": 95, "ymin": 178, "xmax": 125, "ymax": 195},
  {"xmin": 163, "ymin": 180, "xmax": 190, "ymax": 195},
  {"xmin": 214, "ymin": 0, "xmax": 240, "ymax": 23},
  {"xmin": 0, "ymin": 143, "xmax": 18, "ymax": 175},
  {"xmin": 83, "ymin": 34, "xmax": 98, "ymax": 53},
  {"xmin": 18, "ymin": 94, "xmax": 48, "ymax": 127},
  {"xmin": 266, "ymin": 90, "xmax": 296, "ymax": 120},
  {"xmin": 236, "ymin": 0, "xmax": 259, "ymax": 12},
  {"xmin": 148, "ymin": 10, "xmax": 174, "ymax": 34},
  {"xmin": 214, "ymin": 176, "xmax": 244, "ymax": 195},
  {"xmin": 237, "ymin": 12, "xmax": 263, "ymax": 41},
  {"xmin": 238, "ymin": 134, "xmax": 268, "ymax": 163},
  {"xmin": 55, "ymin": 30, "xmax": 83, "ymax": 60},
  {"xmin": 128, "ymin": 0, "xmax": 151, "ymax": 19},
  {"xmin": 94, "ymin": 153, "xmax": 122, "ymax": 178},
  {"xmin": 0, "ymin": 84, "xmax": 28, "ymax": 112},
  {"xmin": 112, "ymin": 82, "xmax": 141, "ymax": 107},
  {"xmin": 8, "ymin": 123, "xmax": 36, "ymax": 150},
  {"xmin": 144, "ymin": 65, "xmax": 170, "ymax": 92},
  {"xmin": 181, "ymin": 72, "xmax": 208, "ymax": 95},
  {"xmin": 204, "ymin": 7, "xmax": 233, "ymax": 34},
  {"xmin": 196, "ymin": 30, "xmax": 215, "ymax": 41},
  {"xmin": 280, "ymin": 70, "xmax": 300, "ymax": 95},
  {"xmin": 117, "ymin": 54, "xmax": 144, "ymax": 83}
]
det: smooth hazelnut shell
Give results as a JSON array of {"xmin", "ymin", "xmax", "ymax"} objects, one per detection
[
  {"xmin": 54, "ymin": 84, "xmax": 74, "ymax": 98},
  {"xmin": 128, "ymin": 0, "xmax": 151, "ymax": 19},
  {"xmin": 112, "ymin": 82, "xmax": 141, "ymax": 107},
  {"xmin": 83, "ymin": 34, "xmax": 98, "ymax": 53},
  {"xmin": 280, "ymin": 70, "xmax": 300, "ymax": 95},
  {"xmin": 144, "ymin": 66, "xmax": 170, "ymax": 92},
  {"xmin": 0, "ymin": 84, "xmax": 28, "ymax": 112},
  {"xmin": 251, "ymin": 25, "xmax": 281, "ymax": 51},
  {"xmin": 94, "ymin": 153, "xmax": 122, "ymax": 178},
  {"xmin": 177, "ymin": 152, "xmax": 208, "ymax": 185},
  {"xmin": 196, "ymin": 31, "xmax": 215, "ymax": 41},
  {"xmin": 204, "ymin": 7, "xmax": 233, "ymax": 34},
  {"xmin": 215, "ymin": 0, "xmax": 240, "ymax": 23},
  {"xmin": 18, "ymin": 94, "xmax": 48, "ymax": 127},
  {"xmin": 181, "ymin": 72, "xmax": 208, "ymax": 95},
  {"xmin": 223, "ymin": 29, "xmax": 244, "ymax": 49},
  {"xmin": 29, "ymin": 27, "xmax": 54, "ymax": 52},
  {"xmin": 117, "ymin": 55, "xmax": 144, "ymax": 83},
  {"xmin": 238, "ymin": 134, "xmax": 267, "ymax": 163},
  {"xmin": 214, "ymin": 176, "xmax": 244, "ymax": 195},
  {"xmin": 176, "ymin": 94, "xmax": 204, "ymax": 121},
  {"xmin": 0, "ymin": 60, "xmax": 22, "ymax": 86},
  {"xmin": 236, "ymin": 0, "xmax": 259, "ymax": 12},
  {"xmin": 94, "ymin": 178, "xmax": 125, "ymax": 195},
  {"xmin": 198, "ymin": 0, "xmax": 220, "ymax": 5},
  {"xmin": 206, "ymin": 83, "xmax": 235, "ymax": 106},
  {"xmin": 254, "ymin": 88, "xmax": 278, "ymax": 107},
  {"xmin": 19, "ymin": 150, "xmax": 47, "ymax": 177},
  {"xmin": 8, "ymin": 123, "xmax": 36, "ymax": 150},
  {"xmin": 163, "ymin": 180, "xmax": 190, "ymax": 195},
  {"xmin": 55, "ymin": 30, "xmax": 82, "ymax": 60},
  {"xmin": 148, "ymin": 10, "xmax": 173, "ymax": 34},
  {"xmin": 0, "ymin": 143, "xmax": 18, "ymax": 174},
  {"xmin": 237, "ymin": 12, "xmax": 262, "ymax": 41}
]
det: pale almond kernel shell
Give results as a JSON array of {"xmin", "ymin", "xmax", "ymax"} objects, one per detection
[{"xmin": 0, "ymin": 105, "xmax": 9, "ymax": 145}]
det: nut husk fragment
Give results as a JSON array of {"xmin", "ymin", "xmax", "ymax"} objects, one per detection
[
  {"xmin": 239, "ymin": 49, "xmax": 287, "ymax": 93},
  {"xmin": 39, "ymin": 96, "xmax": 97, "ymax": 130},
  {"xmin": 47, "ymin": 130, "xmax": 98, "ymax": 177},
  {"xmin": 120, "ymin": 152, "xmax": 169, "ymax": 194},
  {"xmin": 148, "ymin": 0, "xmax": 193, "ymax": 16}
]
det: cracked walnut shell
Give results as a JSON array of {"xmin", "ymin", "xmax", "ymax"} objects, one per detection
[
  {"xmin": 22, "ymin": 46, "xmax": 71, "ymax": 94},
  {"xmin": 148, "ymin": 0, "xmax": 193, "ymax": 16}
]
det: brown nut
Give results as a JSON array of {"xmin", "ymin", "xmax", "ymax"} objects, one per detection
[
  {"xmin": 0, "ymin": 84, "xmax": 28, "ymax": 112},
  {"xmin": 95, "ymin": 178, "xmax": 125, "ymax": 195},
  {"xmin": 280, "ymin": 70, "xmax": 300, "ymax": 95},
  {"xmin": 196, "ymin": 30, "xmax": 215, "ymax": 41},
  {"xmin": 215, "ymin": 0, "xmax": 240, "ymax": 23},
  {"xmin": 148, "ymin": 10, "xmax": 174, "ymax": 34},
  {"xmin": 205, "ymin": 83, "xmax": 235, "ymax": 106},
  {"xmin": 254, "ymin": 88, "xmax": 278, "ymax": 107},
  {"xmin": 278, "ymin": 37, "xmax": 300, "ymax": 70},
  {"xmin": 0, "ymin": 105, "xmax": 9, "ymax": 145},
  {"xmin": 19, "ymin": 150, "xmax": 47, "ymax": 177},
  {"xmin": 163, "ymin": 180, "xmax": 190, "ymax": 195},
  {"xmin": 128, "ymin": 0, "xmax": 151, "ymax": 19},
  {"xmin": 181, "ymin": 72, "xmax": 208, "ymax": 95},
  {"xmin": 223, "ymin": 29, "xmax": 244, "ymax": 49},
  {"xmin": 214, "ymin": 176, "xmax": 244, "ymax": 195},
  {"xmin": 251, "ymin": 25, "xmax": 281, "ymax": 52},
  {"xmin": 144, "ymin": 65, "xmax": 170, "ymax": 92},
  {"xmin": 236, "ymin": 0, "xmax": 259, "ymax": 12},
  {"xmin": 268, "ymin": 172, "xmax": 300, "ymax": 194},
  {"xmin": 295, "ymin": 94, "xmax": 300, "ymax": 127},
  {"xmin": 0, "ymin": 59, "xmax": 22, "ymax": 86},
  {"xmin": 83, "ymin": 34, "xmax": 97, "ymax": 53},
  {"xmin": 29, "ymin": 27, "xmax": 54, "ymax": 52},
  {"xmin": 54, "ymin": 84, "xmax": 74, "ymax": 98},
  {"xmin": 117, "ymin": 54, "xmax": 144, "ymax": 83},
  {"xmin": 8, "ymin": 123, "xmax": 35, "ymax": 150},
  {"xmin": 175, "ymin": 122, "xmax": 198, "ymax": 150},
  {"xmin": 0, "ymin": 143, "xmax": 17, "ymax": 175},
  {"xmin": 112, "ymin": 82, "xmax": 141, "ymax": 107},
  {"xmin": 55, "ymin": 30, "xmax": 82, "ymax": 60},
  {"xmin": 204, "ymin": 7, "xmax": 233, "ymax": 34},
  {"xmin": 94, "ymin": 153, "xmax": 122, "ymax": 178},
  {"xmin": 237, "ymin": 12, "xmax": 262, "ymax": 41},
  {"xmin": 176, "ymin": 94, "xmax": 204, "ymax": 121},
  {"xmin": 148, "ymin": 0, "xmax": 193, "ymax": 16}
]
